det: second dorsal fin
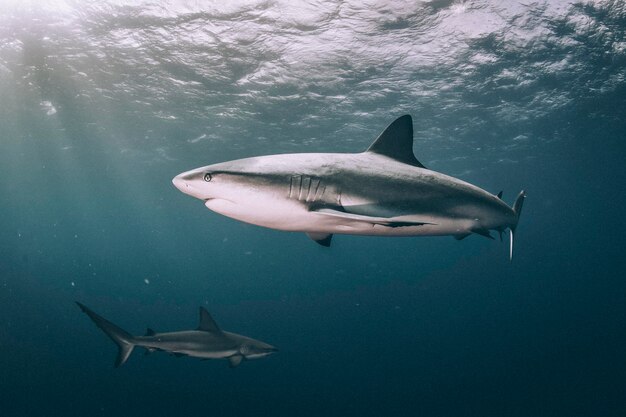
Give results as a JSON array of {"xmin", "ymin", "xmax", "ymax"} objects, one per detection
[{"xmin": 366, "ymin": 115, "xmax": 425, "ymax": 168}]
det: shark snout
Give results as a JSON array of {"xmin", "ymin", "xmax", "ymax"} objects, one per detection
[
  {"xmin": 247, "ymin": 343, "xmax": 278, "ymax": 357},
  {"xmin": 172, "ymin": 171, "xmax": 208, "ymax": 200},
  {"xmin": 172, "ymin": 174, "xmax": 188, "ymax": 192}
]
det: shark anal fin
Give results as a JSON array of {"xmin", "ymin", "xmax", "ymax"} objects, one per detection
[
  {"xmin": 306, "ymin": 232, "xmax": 333, "ymax": 247},
  {"xmin": 471, "ymin": 228, "xmax": 494, "ymax": 240},
  {"xmin": 228, "ymin": 355, "xmax": 243, "ymax": 368},
  {"xmin": 198, "ymin": 307, "xmax": 221, "ymax": 333},
  {"xmin": 454, "ymin": 233, "xmax": 471, "ymax": 240}
]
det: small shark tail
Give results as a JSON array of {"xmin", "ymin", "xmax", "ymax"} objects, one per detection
[
  {"xmin": 509, "ymin": 190, "xmax": 526, "ymax": 261},
  {"xmin": 76, "ymin": 302, "xmax": 136, "ymax": 367}
]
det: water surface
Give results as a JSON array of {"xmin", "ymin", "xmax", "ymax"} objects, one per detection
[{"xmin": 1, "ymin": 1, "xmax": 625, "ymax": 416}]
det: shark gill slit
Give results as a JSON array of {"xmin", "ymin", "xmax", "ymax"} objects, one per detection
[
  {"xmin": 312, "ymin": 180, "xmax": 323, "ymax": 202},
  {"xmin": 289, "ymin": 175, "xmax": 301, "ymax": 199},
  {"xmin": 308, "ymin": 178, "xmax": 320, "ymax": 202},
  {"xmin": 319, "ymin": 185, "xmax": 327, "ymax": 202},
  {"xmin": 300, "ymin": 177, "xmax": 311, "ymax": 201}
]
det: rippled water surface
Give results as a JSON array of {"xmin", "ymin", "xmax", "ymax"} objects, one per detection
[{"xmin": 1, "ymin": 1, "xmax": 625, "ymax": 416}]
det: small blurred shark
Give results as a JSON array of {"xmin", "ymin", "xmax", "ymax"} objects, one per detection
[
  {"xmin": 173, "ymin": 115, "xmax": 525, "ymax": 259},
  {"xmin": 76, "ymin": 302, "xmax": 277, "ymax": 368}
]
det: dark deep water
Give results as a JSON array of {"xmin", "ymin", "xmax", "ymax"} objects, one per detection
[{"xmin": 1, "ymin": 1, "xmax": 626, "ymax": 416}]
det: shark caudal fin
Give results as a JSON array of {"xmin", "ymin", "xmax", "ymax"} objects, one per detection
[
  {"xmin": 76, "ymin": 302, "xmax": 136, "ymax": 367},
  {"xmin": 509, "ymin": 190, "xmax": 526, "ymax": 261}
]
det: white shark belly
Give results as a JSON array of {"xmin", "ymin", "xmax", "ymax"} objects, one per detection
[
  {"xmin": 206, "ymin": 197, "xmax": 319, "ymax": 231},
  {"xmin": 184, "ymin": 349, "xmax": 239, "ymax": 359},
  {"xmin": 206, "ymin": 198, "xmax": 474, "ymax": 237}
]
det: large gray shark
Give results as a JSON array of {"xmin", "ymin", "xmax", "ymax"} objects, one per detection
[
  {"xmin": 173, "ymin": 115, "xmax": 525, "ymax": 259},
  {"xmin": 77, "ymin": 302, "xmax": 277, "ymax": 368}
]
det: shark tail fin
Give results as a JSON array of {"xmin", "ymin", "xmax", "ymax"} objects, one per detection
[
  {"xmin": 76, "ymin": 302, "xmax": 136, "ymax": 367},
  {"xmin": 509, "ymin": 190, "xmax": 526, "ymax": 261}
]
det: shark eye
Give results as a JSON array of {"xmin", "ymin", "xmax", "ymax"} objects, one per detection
[{"xmin": 203, "ymin": 173, "xmax": 212, "ymax": 182}]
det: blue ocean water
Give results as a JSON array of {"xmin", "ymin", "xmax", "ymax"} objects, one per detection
[{"xmin": 1, "ymin": 1, "xmax": 625, "ymax": 416}]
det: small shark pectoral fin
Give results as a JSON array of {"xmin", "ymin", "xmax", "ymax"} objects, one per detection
[
  {"xmin": 306, "ymin": 232, "xmax": 333, "ymax": 247},
  {"xmin": 197, "ymin": 307, "xmax": 221, "ymax": 333},
  {"xmin": 228, "ymin": 355, "xmax": 243, "ymax": 368},
  {"xmin": 365, "ymin": 115, "xmax": 426, "ymax": 168},
  {"xmin": 313, "ymin": 208, "xmax": 432, "ymax": 228},
  {"xmin": 143, "ymin": 347, "xmax": 156, "ymax": 355}
]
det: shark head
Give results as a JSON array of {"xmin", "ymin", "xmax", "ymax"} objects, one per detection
[
  {"xmin": 172, "ymin": 156, "xmax": 288, "ymax": 201},
  {"xmin": 172, "ymin": 156, "xmax": 311, "ymax": 228},
  {"xmin": 172, "ymin": 163, "xmax": 233, "ymax": 202},
  {"xmin": 238, "ymin": 338, "xmax": 279, "ymax": 360}
]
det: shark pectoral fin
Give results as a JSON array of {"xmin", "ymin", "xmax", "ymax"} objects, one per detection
[
  {"xmin": 228, "ymin": 355, "xmax": 243, "ymax": 368},
  {"xmin": 306, "ymin": 232, "xmax": 333, "ymax": 247},
  {"xmin": 197, "ymin": 307, "xmax": 221, "ymax": 333},
  {"xmin": 313, "ymin": 208, "xmax": 432, "ymax": 228}
]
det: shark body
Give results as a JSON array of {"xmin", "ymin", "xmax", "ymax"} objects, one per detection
[
  {"xmin": 173, "ymin": 115, "xmax": 525, "ymax": 259},
  {"xmin": 77, "ymin": 302, "xmax": 277, "ymax": 368}
]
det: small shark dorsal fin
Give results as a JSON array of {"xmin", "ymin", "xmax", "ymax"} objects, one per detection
[
  {"xmin": 198, "ymin": 307, "xmax": 221, "ymax": 333},
  {"xmin": 145, "ymin": 328, "xmax": 156, "ymax": 336},
  {"xmin": 366, "ymin": 115, "xmax": 425, "ymax": 168}
]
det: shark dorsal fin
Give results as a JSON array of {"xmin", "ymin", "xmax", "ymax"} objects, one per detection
[
  {"xmin": 145, "ymin": 328, "xmax": 156, "ymax": 336},
  {"xmin": 366, "ymin": 115, "xmax": 425, "ymax": 168},
  {"xmin": 198, "ymin": 307, "xmax": 221, "ymax": 333}
]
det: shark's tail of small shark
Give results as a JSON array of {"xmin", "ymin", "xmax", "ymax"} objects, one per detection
[
  {"xmin": 509, "ymin": 190, "xmax": 526, "ymax": 261},
  {"xmin": 76, "ymin": 302, "xmax": 136, "ymax": 367}
]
